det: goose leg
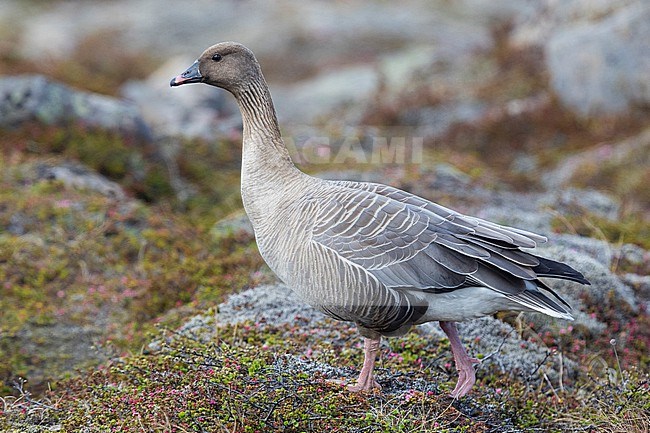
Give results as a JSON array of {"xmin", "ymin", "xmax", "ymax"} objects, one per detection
[
  {"xmin": 348, "ymin": 337, "xmax": 382, "ymax": 392},
  {"xmin": 439, "ymin": 321, "xmax": 479, "ymax": 398}
]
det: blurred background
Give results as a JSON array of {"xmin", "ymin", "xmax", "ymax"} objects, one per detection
[{"xmin": 0, "ymin": 0, "xmax": 648, "ymax": 416}]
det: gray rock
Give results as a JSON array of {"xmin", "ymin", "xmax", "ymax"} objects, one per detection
[
  {"xmin": 216, "ymin": 284, "xmax": 326, "ymax": 328},
  {"xmin": 10, "ymin": 0, "xmax": 498, "ymax": 127},
  {"xmin": 35, "ymin": 162, "xmax": 126, "ymax": 199},
  {"xmin": 615, "ymin": 243, "xmax": 649, "ymax": 268},
  {"xmin": 511, "ymin": 153, "xmax": 539, "ymax": 175},
  {"xmin": 273, "ymin": 64, "xmax": 378, "ymax": 125},
  {"xmin": 543, "ymin": 188, "xmax": 620, "ymax": 220},
  {"xmin": 477, "ymin": 205, "xmax": 555, "ymax": 237},
  {"xmin": 273, "ymin": 354, "xmax": 355, "ymax": 383},
  {"xmin": 13, "ymin": 322, "xmax": 106, "ymax": 387},
  {"xmin": 0, "ymin": 75, "xmax": 151, "ymax": 138},
  {"xmin": 431, "ymin": 163, "xmax": 472, "ymax": 187},
  {"xmin": 425, "ymin": 317, "xmax": 578, "ymax": 384},
  {"xmin": 536, "ymin": 240, "xmax": 638, "ymax": 319},
  {"xmin": 544, "ymin": 234, "xmax": 614, "ymax": 267},
  {"xmin": 621, "ymin": 273, "xmax": 650, "ymax": 310},
  {"xmin": 176, "ymin": 314, "xmax": 216, "ymax": 343},
  {"xmin": 452, "ymin": 0, "xmax": 539, "ymax": 24},
  {"xmin": 211, "ymin": 211, "xmax": 254, "ymax": 241},
  {"xmin": 273, "ymin": 45, "xmax": 491, "ymax": 127},
  {"xmin": 401, "ymin": 100, "xmax": 488, "ymax": 139},
  {"xmin": 147, "ymin": 314, "xmax": 216, "ymax": 352},
  {"xmin": 14, "ymin": 0, "xmax": 490, "ymax": 78},
  {"xmin": 7, "ymin": 213, "xmax": 31, "ymax": 236},
  {"xmin": 545, "ymin": 2, "xmax": 650, "ymax": 116},
  {"xmin": 215, "ymin": 283, "xmax": 578, "ymax": 387},
  {"xmin": 524, "ymin": 235, "xmax": 627, "ymax": 335},
  {"xmin": 454, "ymin": 188, "xmax": 556, "ymax": 235},
  {"xmin": 273, "ymin": 353, "xmax": 441, "ymax": 395}
]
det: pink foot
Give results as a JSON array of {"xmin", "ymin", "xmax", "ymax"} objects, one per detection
[
  {"xmin": 440, "ymin": 321, "xmax": 480, "ymax": 398},
  {"xmin": 347, "ymin": 377, "xmax": 382, "ymax": 392},
  {"xmin": 449, "ymin": 355, "xmax": 479, "ymax": 398},
  {"xmin": 326, "ymin": 377, "xmax": 380, "ymax": 392},
  {"xmin": 347, "ymin": 337, "xmax": 382, "ymax": 393}
]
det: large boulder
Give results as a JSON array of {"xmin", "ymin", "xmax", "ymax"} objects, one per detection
[
  {"xmin": 35, "ymin": 162, "xmax": 126, "ymax": 200},
  {"xmin": 0, "ymin": 75, "xmax": 151, "ymax": 138},
  {"xmin": 544, "ymin": 2, "xmax": 650, "ymax": 116}
]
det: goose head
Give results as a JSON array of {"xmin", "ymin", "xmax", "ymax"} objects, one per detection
[{"xmin": 170, "ymin": 41, "xmax": 262, "ymax": 94}]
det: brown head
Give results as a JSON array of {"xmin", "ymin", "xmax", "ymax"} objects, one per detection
[{"xmin": 170, "ymin": 42, "xmax": 263, "ymax": 94}]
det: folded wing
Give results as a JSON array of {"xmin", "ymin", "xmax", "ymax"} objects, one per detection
[{"xmin": 310, "ymin": 181, "xmax": 588, "ymax": 320}]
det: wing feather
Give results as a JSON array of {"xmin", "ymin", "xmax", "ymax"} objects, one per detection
[
  {"xmin": 372, "ymin": 253, "xmax": 467, "ymax": 290},
  {"xmin": 457, "ymin": 234, "xmax": 541, "ymax": 266},
  {"xmin": 423, "ymin": 244, "xmax": 479, "ymax": 275},
  {"xmin": 434, "ymin": 233, "xmax": 491, "ymax": 259},
  {"xmin": 332, "ymin": 181, "xmax": 547, "ymax": 247}
]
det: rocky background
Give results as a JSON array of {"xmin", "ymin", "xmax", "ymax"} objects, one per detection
[{"xmin": 0, "ymin": 0, "xmax": 648, "ymax": 432}]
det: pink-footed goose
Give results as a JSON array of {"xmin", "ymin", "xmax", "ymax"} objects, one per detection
[{"xmin": 171, "ymin": 42, "xmax": 589, "ymax": 398}]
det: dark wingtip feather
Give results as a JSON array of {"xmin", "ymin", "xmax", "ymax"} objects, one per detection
[
  {"xmin": 532, "ymin": 255, "xmax": 590, "ymax": 285},
  {"xmin": 536, "ymin": 279, "xmax": 573, "ymax": 310}
]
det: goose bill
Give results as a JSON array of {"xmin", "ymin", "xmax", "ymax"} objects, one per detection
[{"xmin": 170, "ymin": 60, "xmax": 203, "ymax": 86}]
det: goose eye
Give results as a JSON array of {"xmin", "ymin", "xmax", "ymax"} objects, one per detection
[{"xmin": 212, "ymin": 53, "xmax": 222, "ymax": 62}]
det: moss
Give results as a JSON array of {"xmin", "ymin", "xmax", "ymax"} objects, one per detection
[
  {"xmin": 551, "ymin": 210, "xmax": 650, "ymax": 251},
  {"xmin": 1, "ymin": 320, "xmax": 648, "ymax": 432},
  {"xmin": 0, "ymin": 144, "xmax": 264, "ymax": 393},
  {"xmin": 1, "ymin": 122, "xmax": 246, "ymax": 223},
  {"xmin": 173, "ymin": 136, "xmax": 243, "ymax": 227},
  {"xmin": 1, "ymin": 124, "xmax": 169, "ymax": 201},
  {"xmin": 566, "ymin": 138, "xmax": 650, "ymax": 215},
  {"xmin": 0, "ymin": 114, "xmax": 262, "ymax": 394}
]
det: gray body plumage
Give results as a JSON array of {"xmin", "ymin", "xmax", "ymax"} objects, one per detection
[{"xmin": 244, "ymin": 167, "xmax": 580, "ymax": 339}]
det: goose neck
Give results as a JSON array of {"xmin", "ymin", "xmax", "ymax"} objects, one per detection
[
  {"xmin": 236, "ymin": 78, "xmax": 281, "ymax": 142},
  {"xmin": 235, "ymin": 77, "xmax": 299, "ymax": 172},
  {"xmin": 235, "ymin": 77, "xmax": 303, "ymax": 202}
]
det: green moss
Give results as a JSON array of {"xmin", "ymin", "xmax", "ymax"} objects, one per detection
[
  {"xmin": 0, "ymin": 325, "xmax": 473, "ymax": 432},
  {"xmin": 551, "ymin": 210, "xmax": 650, "ymax": 251},
  {"xmin": 1, "ymin": 121, "xmax": 246, "ymax": 224},
  {"xmin": 566, "ymin": 134, "xmax": 650, "ymax": 216}
]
